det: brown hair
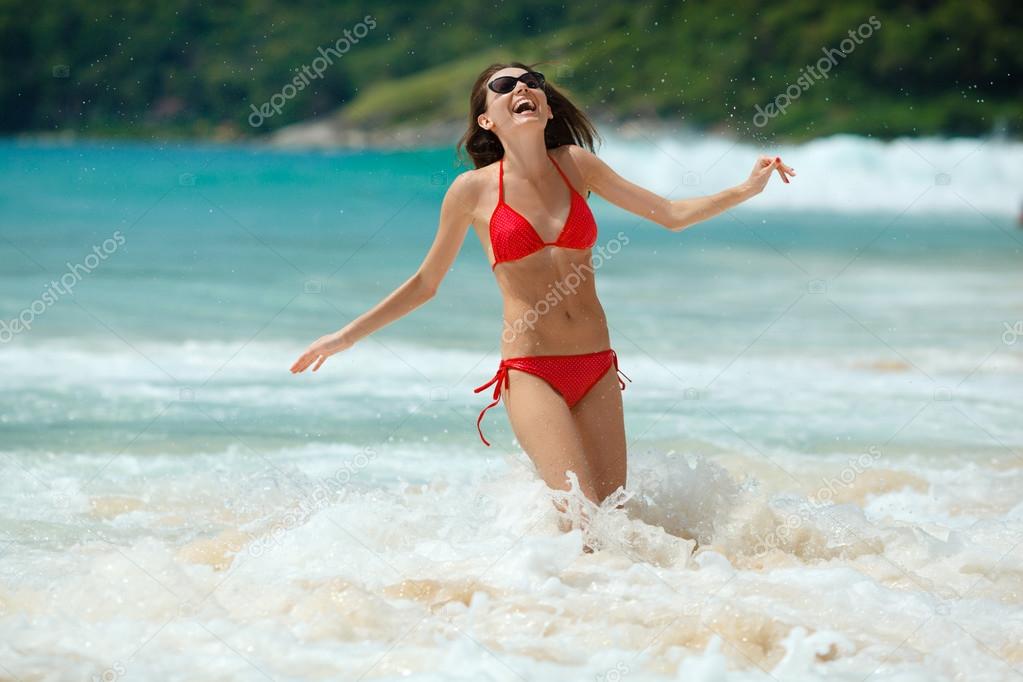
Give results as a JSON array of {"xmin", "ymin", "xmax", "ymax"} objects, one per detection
[{"xmin": 456, "ymin": 61, "xmax": 601, "ymax": 169}]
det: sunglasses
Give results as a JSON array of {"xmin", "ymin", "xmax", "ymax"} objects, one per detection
[{"xmin": 487, "ymin": 71, "xmax": 546, "ymax": 94}]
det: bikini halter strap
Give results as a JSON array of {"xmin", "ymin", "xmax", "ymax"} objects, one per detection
[
  {"xmin": 498, "ymin": 152, "xmax": 574, "ymax": 205},
  {"xmin": 498, "ymin": 156, "xmax": 504, "ymax": 203}
]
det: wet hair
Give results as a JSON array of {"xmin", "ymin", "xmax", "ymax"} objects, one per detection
[{"xmin": 456, "ymin": 61, "xmax": 601, "ymax": 169}]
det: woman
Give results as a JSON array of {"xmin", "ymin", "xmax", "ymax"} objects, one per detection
[{"xmin": 290, "ymin": 61, "xmax": 794, "ymax": 532}]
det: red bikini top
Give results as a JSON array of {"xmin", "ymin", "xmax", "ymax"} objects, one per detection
[{"xmin": 489, "ymin": 152, "xmax": 598, "ymax": 270}]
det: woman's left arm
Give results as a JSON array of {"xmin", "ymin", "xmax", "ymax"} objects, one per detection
[{"xmin": 570, "ymin": 146, "xmax": 794, "ymax": 232}]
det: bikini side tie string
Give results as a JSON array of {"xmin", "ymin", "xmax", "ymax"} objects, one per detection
[
  {"xmin": 472, "ymin": 363, "xmax": 510, "ymax": 447},
  {"xmin": 610, "ymin": 349, "xmax": 631, "ymax": 391}
]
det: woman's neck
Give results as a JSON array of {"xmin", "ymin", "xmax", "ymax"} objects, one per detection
[{"xmin": 500, "ymin": 130, "xmax": 550, "ymax": 180}]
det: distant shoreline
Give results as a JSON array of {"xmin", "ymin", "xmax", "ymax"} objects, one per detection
[
  {"xmin": 7, "ymin": 115, "xmax": 1020, "ymax": 154},
  {"xmin": 8, "ymin": 124, "xmax": 1020, "ymax": 220},
  {"xmin": 6, "ymin": 117, "xmax": 736, "ymax": 152},
  {"xmin": 6, "ymin": 114, "xmax": 741, "ymax": 152}
]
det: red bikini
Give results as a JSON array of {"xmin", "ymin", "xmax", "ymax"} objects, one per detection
[
  {"xmin": 473, "ymin": 348, "xmax": 631, "ymax": 446},
  {"xmin": 472, "ymin": 151, "xmax": 631, "ymax": 447},
  {"xmin": 489, "ymin": 152, "xmax": 598, "ymax": 269}
]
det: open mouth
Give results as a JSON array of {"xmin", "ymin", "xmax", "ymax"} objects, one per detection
[{"xmin": 512, "ymin": 98, "xmax": 538, "ymax": 115}]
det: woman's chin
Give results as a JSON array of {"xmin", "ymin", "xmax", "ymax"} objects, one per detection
[{"xmin": 510, "ymin": 115, "xmax": 547, "ymax": 128}]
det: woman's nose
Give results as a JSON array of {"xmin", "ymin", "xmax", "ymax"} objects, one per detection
[{"xmin": 512, "ymin": 80, "xmax": 530, "ymax": 95}]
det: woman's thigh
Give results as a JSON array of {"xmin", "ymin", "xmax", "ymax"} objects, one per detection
[
  {"xmin": 571, "ymin": 365, "xmax": 628, "ymax": 501},
  {"xmin": 502, "ymin": 368, "xmax": 601, "ymax": 503}
]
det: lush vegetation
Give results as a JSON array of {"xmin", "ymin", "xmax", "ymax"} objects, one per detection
[{"xmin": 2, "ymin": 0, "xmax": 1019, "ymax": 142}]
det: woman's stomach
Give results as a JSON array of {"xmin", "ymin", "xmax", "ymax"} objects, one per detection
[{"xmin": 498, "ymin": 291, "xmax": 610, "ymax": 356}]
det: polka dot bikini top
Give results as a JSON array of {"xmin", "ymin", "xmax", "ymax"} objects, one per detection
[{"xmin": 488, "ymin": 152, "xmax": 597, "ymax": 270}]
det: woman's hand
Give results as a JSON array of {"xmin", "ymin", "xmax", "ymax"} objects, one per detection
[
  {"xmin": 745, "ymin": 155, "xmax": 796, "ymax": 196},
  {"xmin": 290, "ymin": 330, "xmax": 354, "ymax": 373}
]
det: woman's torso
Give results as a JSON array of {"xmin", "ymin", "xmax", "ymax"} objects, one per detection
[{"xmin": 467, "ymin": 146, "xmax": 610, "ymax": 358}]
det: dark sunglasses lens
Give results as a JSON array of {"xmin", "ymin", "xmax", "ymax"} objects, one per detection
[
  {"xmin": 521, "ymin": 74, "xmax": 542, "ymax": 89},
  {"xmin": 490, "ymin": 76, "xmax": 517, "ymax": 93},
  {"xmin": 489, "ymin": 73, "xmax": 546, "ymax": 93}
]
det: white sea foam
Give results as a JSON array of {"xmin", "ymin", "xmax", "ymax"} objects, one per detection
[
  {"xmin": 602, "ymin": 131, "xmax": 1023, "ymax": 217},
  {"xmin": 2, "ymin": 444, "xmax": 1021, "ymax": 680}
]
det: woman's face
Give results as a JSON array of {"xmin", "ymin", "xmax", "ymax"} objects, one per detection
[{"xmin": 478, "ymin": 67, "xmax": 553, "ymax": 135}]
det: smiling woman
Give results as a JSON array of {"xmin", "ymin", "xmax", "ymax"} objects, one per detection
[
  {"xmin": 512, "ymin": 98, "xmax": 537, "ymax": 114},
  {"xmin": 289, "ymin": 59, "xmax": 794, "ymax": 547}
]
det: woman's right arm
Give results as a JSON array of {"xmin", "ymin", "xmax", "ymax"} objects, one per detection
[{"xmin": 290, "ymin": 171, "xmax": 477, "ymax": 373}]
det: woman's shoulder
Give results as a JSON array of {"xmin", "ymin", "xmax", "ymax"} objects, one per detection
[
  {"xmin": 443, "ymin": 166, "xmax": 491, "ymax": 214},
  {"xmin": 551, "ymin": 144, "xmax": 598, "ymax": 179},
  {"xmin": 550, "ymin": 144, "xmax": 595, "ymax": 196},
  {"xmin": 453, "ymin": 164, "xmax": 494, "ymax": 194},
  {"xmin": 552, "ymin": 143, "xmax": 597, "ymax": 165}
]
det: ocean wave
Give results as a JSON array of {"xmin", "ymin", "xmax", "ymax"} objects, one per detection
[{"xmin": 602, "ymin": 131, "xmax": 1023, "ymax": 217}]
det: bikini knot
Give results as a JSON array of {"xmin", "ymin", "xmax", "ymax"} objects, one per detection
[
  {"xmin": 472, "ymin": 364, "xmax": 510, "ymax": 447},
  {"xmin": 610, "ymin": 349, "xmax": 631, "ymax": 390}
]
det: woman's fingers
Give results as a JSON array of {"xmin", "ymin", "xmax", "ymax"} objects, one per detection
[
  {"xmin": 290, "ymin": 347, "xmax": 333, "ymax": 373},
  {"xmin": 773, "ymin": 156, "xmax": 795, "ymax": 183},
  {"xmin": 751, "ymin": 154, "xmax": 796, "ymax": 188},
  {"xmin": 749, "ymin": 154, "xmax": 795, "ymax": 189},
  {"xmin": 773, "ymin": 157, "xmax": 795, "ymax": 174},
  {"xmin": 775, "ymin": 158, "xmax": 790, "ymax": 184},
  {"xmin": 291, "ymin": 350, "xmax": 316, "ymax": 373}
]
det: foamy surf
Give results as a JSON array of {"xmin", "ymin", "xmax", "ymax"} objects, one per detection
[
  {"xmin": 602, "ymin": 131, "xmax": 1023, "ymax": 217},
  {"xmin": 2, "ymin": 446, "xmax": 1021, "ymax": 680}
]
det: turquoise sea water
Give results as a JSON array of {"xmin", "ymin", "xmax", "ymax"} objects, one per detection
[
  {"xmin": 1, "ymin": 135, "xmax": 1022, "ymax": 680},
  {"xmin": 2, "ymin": 137, "xmax": 1020, "ymax": 456}
]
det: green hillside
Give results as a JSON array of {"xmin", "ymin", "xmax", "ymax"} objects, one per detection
[{"xmin": 2, "ymin": 0, "xmax": 1019, "ymax": 142}]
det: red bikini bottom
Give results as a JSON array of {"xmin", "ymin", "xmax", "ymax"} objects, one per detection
[{"xmin": 472, "ymin": 348, "xmax": 631, "ymax": 446}]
